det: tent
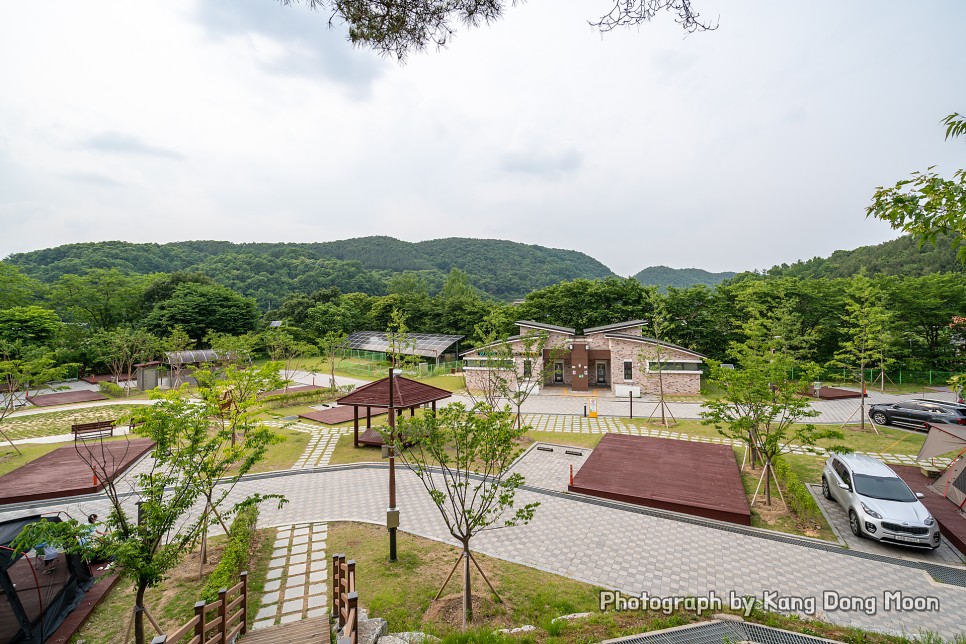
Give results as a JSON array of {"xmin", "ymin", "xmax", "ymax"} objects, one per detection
[
  {"xmin": 917, "ymin": 423, "xmax": 966, "ymax": 510},
  {"xmin": 0, "ymin": 515, "xmax": 94, "ymax": 644}
]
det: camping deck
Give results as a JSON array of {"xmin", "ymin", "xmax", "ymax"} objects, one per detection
[
  {"xmin": 26, "ymin": 391, "xmax": 108, "ymax": 407},
  {"xmin": 807, "ymin": 386, "xmax": 864, "ymax": 400},
  {"xmin": 0, "ymin": 438, "xmax": 154, "ymax": 505},
  {"xmin": 568, "ymin": 434, "xmax": 752, "ymax": 525},
  {"xmin": 893, "ymin": 465, "xmax": 966, "ymax": 556},
  {"xmin": 299, "ymin": 406, "xmax": 387, "ymax": 425}
]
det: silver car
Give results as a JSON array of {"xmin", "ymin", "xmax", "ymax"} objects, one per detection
[{"xmin": 822, "ymin": 453, "xmax": 941, "ymax": 549}]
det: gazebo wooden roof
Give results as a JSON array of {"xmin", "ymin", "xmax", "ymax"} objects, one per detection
[
  {"xmin": 336, "ymin": 375, "xmax": 452, "ymax": 447},
  {"xmin": 337, "ymin": 375, "xmax": 451, "ymax": 409}
]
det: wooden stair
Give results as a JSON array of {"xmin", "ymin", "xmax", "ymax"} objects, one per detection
[{"xmin": 239, "ymin": 617, "xmax": 330, "ymax": 643}]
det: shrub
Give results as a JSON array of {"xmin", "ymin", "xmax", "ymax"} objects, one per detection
[
  {"xmin": 202, "ymin": 504, "xmax": 259, "ymax": 602},
  {"xmin": 772, "ymin": 456, "xmax": 823, "ymax": 526},
  {"xmin": 98, "ymin": 381, "xmax": 124, "ymax": 398},
  {"xmin": 258, "ymin": 385, "xmax": 351, "ymax": 409}
]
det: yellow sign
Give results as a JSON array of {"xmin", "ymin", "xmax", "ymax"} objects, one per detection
[{"xmin": 589, "ymin": 398, "xmax": 598, "ymax": 418}]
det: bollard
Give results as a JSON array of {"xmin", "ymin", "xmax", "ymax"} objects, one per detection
[{"xmin": 569, "ymin": 464, "xmax": 573, "ymax": 486}]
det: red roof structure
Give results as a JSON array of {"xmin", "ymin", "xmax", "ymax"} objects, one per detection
[
  {"xmin": 337, "ymin": 375, "xmax": 451, "ymax": 409},
  {"xmin": 336, "ymin": 375, "xmax": 451, "ymax": 447}
]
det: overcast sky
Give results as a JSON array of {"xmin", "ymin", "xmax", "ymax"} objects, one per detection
[{"xmin": 1, "ymin": 1, "xmax": 964, "ymax": 276}]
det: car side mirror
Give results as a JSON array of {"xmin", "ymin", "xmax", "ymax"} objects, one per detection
[
  {"xmin": 916, "ymin": 492, "xmax": 925, "ymax": 499},
  {"xmin": 838, "ymin": 482, "xmax": 850, "ymax": 491}
]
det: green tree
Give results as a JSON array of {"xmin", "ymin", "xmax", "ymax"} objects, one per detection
[
  {"xmin": 91, "ymin": 327, "xmax": 160, "ymax": 395},
  {"xmin": 828, "ymin": 273, "xmax": 892, "ymax": 430},
  {"xmin": 638, "ymin": 293, "xmax": 675, "ymax": 427},
  {"xmin": 185, "ymin": 365, "xmax": 285, "ymax": 576},
  {"xmin": 0, "ymin": 346, "xmax": 65, "ymax": 453},
  {"xmin": 49, "ymin": 268, "xmax": 147, "ymax": 329},
  {"xmin": 318, "ymin": 331, "xmax": 347, "ymax": 388},
  {"xmin": 262, "ymin": 327, "xmax": 316, "ymax": 385},
  {"xmin": 0, "ymin": 306, "xmax": 62, "ymax": 346},
  {"xmin": 0, "ymin": 262, "xmax": 40, "ymax": 309},
  {"xmin": 145, "ymin": 282, "xmax": 259, "ymax": 340},
  {"xmin": 868, "ymin": 113, "xmax": 966, "ymax": 262},
  {"xmin": 391, "ymin": 403, "xmax": 539, "ymax": 629},
  {"xmin": 280, "ymin": 0, "xmax": 714, "ymax": 59}
]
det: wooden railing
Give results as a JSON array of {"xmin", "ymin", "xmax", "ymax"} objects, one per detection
[
  {"xmin": 331, "ymin": 554, "xmax": 358, "ymax": 644},
  {"xmin": 150, "ymin": 572, "xmax": 248, "ymax": 644}
]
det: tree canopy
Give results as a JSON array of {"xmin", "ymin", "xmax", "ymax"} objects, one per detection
[{"xmin": 280, "ymin": 0, "xmax": 716, "ymax": 60}]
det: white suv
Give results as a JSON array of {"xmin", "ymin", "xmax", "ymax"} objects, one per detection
[{"xmin": 822, "ymin": 453, "xmax": 941, "ymax": 549}]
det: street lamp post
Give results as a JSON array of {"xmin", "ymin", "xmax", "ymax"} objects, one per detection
[{"xmin": 387, "ymin": 367, "xmax": 402, "ymax": 562}]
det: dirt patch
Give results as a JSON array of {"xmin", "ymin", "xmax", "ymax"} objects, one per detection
[
  {"xmin": 422, "ymin": 593, "xmax": 504, "ymax": 628},
  {"xmin": 749, "ymin": 490, "xmax": 823, "ymax": 538}
]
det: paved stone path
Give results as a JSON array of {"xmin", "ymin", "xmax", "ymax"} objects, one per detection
[
  {"xmin": 262, "ymin": 419, "xmax": 350, "ymax": 470},
  {"xmin": 5, "ymin": 465, "xmax": 966, "ymax": 639},
  {"xmin": 521, "ymin": 414, "xmax": 950, "ymax": 467},
  {"xmin": 253, "ymin": 522, "xmax": 330, "ymax": 629}
]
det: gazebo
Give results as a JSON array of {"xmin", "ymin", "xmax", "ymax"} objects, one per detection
[{"xmin": 337, "ymin": 375, "xmax": 452, "ymax": 447}]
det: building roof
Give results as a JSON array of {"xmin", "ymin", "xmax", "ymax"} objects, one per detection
[
  {"xmin": 516, "ymin": 320, "xmax": 576, "ymax": 335},
  {"xmin": 583, "ymin": 320, "xmax": 647, "ymax": 335},
  {"xmin": 604, "ymin": 333, "xmax": 707, "ymax": 359},
  {"xmin": 164, "ymin": 350, "xmax": 233, "ymax": 365},
  {"xmin": 343, "ymin": 331, "xmax": 463, "ymax": 358},
  {"xmin": 459, "ymin": 335, "xmax": 523, "ymax": 357},
  {"xmin": 336, "ymin": 375, "xmax": 453, "ymax": 408}
]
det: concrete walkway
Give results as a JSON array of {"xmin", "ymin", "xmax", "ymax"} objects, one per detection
[{"xmin": 4, "ymin": 463, "xmax": 966, "ymax": 639}]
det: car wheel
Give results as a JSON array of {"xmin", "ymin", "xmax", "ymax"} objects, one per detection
[
  {"xmin": 822, "ymin": 476, "xmax": 833, "ymax": 500},
  {"xmin": 849, "ymin": 509, "xmax": 863, "ymax": 538},
  {"xmin": 871, "ymin": 412, "xmax": 889, "ymax": 425}
]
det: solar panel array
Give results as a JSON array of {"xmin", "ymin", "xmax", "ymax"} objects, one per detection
[{"xmin": 343, "ymin": 331, "xmax": 463, "ymax": 358}]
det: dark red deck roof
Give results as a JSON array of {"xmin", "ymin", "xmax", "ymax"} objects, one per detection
[
  {"xmin": 0, "ymin": 438, "xmax": 155, "ymax": 504},
  {"xmin": 337, "ymin": 375, "xmax": 451, "ymax": 409},
  {"xmin": 892, "ymin": 465, "xmax": 966, "ymax": 555},
  {"xmin": 568, "ymin": 434, "xmax": 751, "ymax": 525},
  {"xmin": 27, "ymin": 391, "xmax": 108, "ymax": 407},
  {"xmin": 299, "ymin": 406, "xmax": 388, "ymax": 425}
]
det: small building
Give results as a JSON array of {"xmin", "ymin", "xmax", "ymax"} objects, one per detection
[
  {"xmin": 461, "ymin": 320, "xmax": 706, "ymax": 396},
  {"xmin": 342, "ymin": 331, "xmax": 463, "ymax": 366}
]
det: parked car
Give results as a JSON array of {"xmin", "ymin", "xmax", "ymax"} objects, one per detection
[
  {"xmin": 822, "ymin": 452, "xmax": 941, "ymax": 549},
  {"xmin": 867, "ymin": 400, "xmax": 966, "ymax": 429}
]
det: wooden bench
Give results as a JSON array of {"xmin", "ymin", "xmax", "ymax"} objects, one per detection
[{"xmin": 71, "ymin": 420, "xmax": 116, "ymax": 441}]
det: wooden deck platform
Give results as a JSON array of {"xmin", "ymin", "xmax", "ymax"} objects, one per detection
[
  {"xmin": 0, "ymin": 438, "xmax": 155, "ymax": 505},
  {"xmin": 299, "ymin": 405, "xmax": 387, "ymax": 425},
  {"xmin": 893, "ymin": 465, "xmax": 966, "ymax": 555},
  {"xmin": 806, "ymin": 386, "xmax": 864, "ymax": 400},
  {"xmin": 568, "ymin": 434, "xmax": 752, "ymax": 525},
  {"xmin": 26, "ymin": 391, "xmax": 108, "ymax": 407},
  {"xmin": 239, "ymin": 616, "xmax": 329, "ymax": 643}
]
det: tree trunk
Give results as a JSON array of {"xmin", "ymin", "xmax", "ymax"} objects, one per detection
[
  {"xmin": 859, "ymin": 366, "xmax": 866, "ymax": 430},
  {"xmin": 764, "ymin": 460, "xmax": 772, "ymax": 505},
  {"xmin": 329, "ymin": 354, "xmax": 336, "ymax": 389},
  {"xmin": 134, "ymin": 582, "xmax": 148, "ymax": 644},
  {"xmin": 462, "ymin": 541, "xmax": 472, "ymax": 630},
  {"xmin": 748, "ymin": 429, "xmax": 759, "ymax": 468}
]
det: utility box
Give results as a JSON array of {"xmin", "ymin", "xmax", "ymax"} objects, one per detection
[
  {"xmin": 135, "ymin": 361, "xmax": 162, "ymax": 391},
  {"xmin": 386, "ymin": 508, "xmax": 400, "ymax": 529},
  {"xmin": 615, "ymin": 385, "xmax": 641, "ymax": 398}
]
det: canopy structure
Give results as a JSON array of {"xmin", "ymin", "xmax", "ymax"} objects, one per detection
[
  {"xmin": 163, "ymin": 350, "xmax": 233, "ymax": 366},
  {"xmin": 1, "ymin": 515, "xmax": 94, "ymax": 644},
  {"xmin": 336, "ymin": 375, "xmax": 451, "ymax": 447},
  {"xmin": 343, "ymin": 332, "xmax": 462, "ymax": 364},
  {"xmin": 917, "ymin": 423, "xmax": 966, "ymax": 510}
]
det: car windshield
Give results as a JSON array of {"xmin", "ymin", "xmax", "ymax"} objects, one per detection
[{"xmin": 853, "ymin": 474, "xmax": 917, "ymax": 502}]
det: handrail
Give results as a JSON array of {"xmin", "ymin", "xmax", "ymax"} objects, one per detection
[
  {"xmin": 332, "ymin": 555, "xmax": 359, "ymax": 644},
  {"xmin": 150, "ymin": 572, "xmax": 247, "ymax": 644}
]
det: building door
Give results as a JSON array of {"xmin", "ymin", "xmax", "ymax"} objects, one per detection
[
  {"xmin": 596, "ymin": 362, "xmax": 607, "ymax": 385},
  {"xmin": 553, "ymin": 361, "xmax": 564, "ymax": 383}
]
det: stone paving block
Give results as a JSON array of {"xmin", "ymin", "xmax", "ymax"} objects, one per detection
[
  {"xmin": 289, "ymin": 553, "xmax": 307, "ymax": 564},
  {"xmin": 281, "ymin": 599, "xmax": 303, "ymax": 614},
  {"xmin": 307, "ymin": 593, "xmax": 327, "ymax": 608},
  {"xmin": 288, "ymin": 562, "xmax": 307, "ymax": 575},
  {"xmin": 255, "ymin": 606, "xmax": 277, "ymax": 621},
  {"xmin": 261, "ymin": 591, "xmax": 279, "ymax": 605},
  {"xmin": 267, "ymin": 568, "xmax": 282, "ymax": 580},
  {"xmin": 280, "ymin": 612, "xmax": 303, "ymax": 624},
  {"xmin": 285, "ymin": 586, "xmax": 305, "ymax": 600},
  {"xmin": 286, "ymin": 574, "xmax": 306, "ymax": 587},
  {"xmin": 264, "ymin": 579, "xmax": 281, "ymax": 592},
  {"xmin": 291, "ymin": 543, "xmax": 309, "ymax": 554}
]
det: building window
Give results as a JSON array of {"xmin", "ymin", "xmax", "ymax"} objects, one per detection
[
  {"xmin": 523, "ymin": 359, "xmax": 532, "ymax": 379},
  {"xmin": 623, "ymin": 360, "xmax": 633, "ymax": 381},
  {"xmin": 650, "ymin": 361, "xmax": 703, "ymax": 372}
]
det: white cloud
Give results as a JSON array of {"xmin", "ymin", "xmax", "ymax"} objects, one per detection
[{"xmin": 0, "ymin": 1, "xmax": 963, "ymax": 277}]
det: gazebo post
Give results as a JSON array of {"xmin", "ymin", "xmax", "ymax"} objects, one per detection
[
  {"xmin": 410, "ymin": 407, "xmax": 415, "ymax": 418},
  {"xmin": 353, "ymin": 406, "xmax": 359, "ymax": 448},
  {"xmin": 432, "ymin": 400, "xmax": 436, "ymax": 417},
  {"xmin": 366, "ymin": 406, "xmax": 371, "ymax": 431}
]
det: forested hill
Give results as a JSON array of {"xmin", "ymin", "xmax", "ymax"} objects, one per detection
[
  {"xmin": 766, "ymin": 233, "xmax": 965, "ymax": 279},
  {"xmin": 634, "ymin": 266, "xmax": 737, "ymax": 289},
  {"xmin": 5, "ymin": 237, "xmax": 615, "ymax": 303}
]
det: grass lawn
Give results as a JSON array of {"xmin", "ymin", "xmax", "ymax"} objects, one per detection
[
  {"xmin": 250, "ymin": 427, "xmax": 311, "ymax": 473},
  {"xmin": 327, "ymin": 522, "xmax": 925, "ymax": 643},
  {"xmin": 0, "ymin": 442, "xmax": 62, "ymax": 476},
  {"xmin": 1, "ymin": 405, "xmax": 142, "ymax": 440},
  {"xmin": 72, "ymin": 528, "xmax": 276, "ymax": 643}
]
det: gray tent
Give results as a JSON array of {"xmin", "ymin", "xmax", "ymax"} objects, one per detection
[{"xmin": 917, "ymin": 423, "xmax": 966, "ymax": 510}]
